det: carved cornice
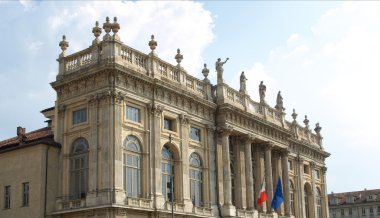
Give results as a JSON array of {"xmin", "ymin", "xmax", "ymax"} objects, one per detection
[{"xmin": 206, "ymin": 125, "xmax": 216, "ymax": 133}]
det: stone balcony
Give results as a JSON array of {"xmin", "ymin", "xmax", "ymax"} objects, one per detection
[{"xmin": 55, "ymin": 197, "xmax": 86, "ymax": 211}]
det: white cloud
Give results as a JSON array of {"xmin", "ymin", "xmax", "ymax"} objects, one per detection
[
  {"xmin": 287, "ymin": 33, "xmax": 299, "ymax": 44},
  {"xmin": 27, "ymin": 40, "xmax": 44, "ymax": 51},
  {"xmin": 46, "ymin": 1, "xmax": 214, "ymax": 75},
  {"xmin": 257, "ymin": 1, "xmax": 380, "ymax": 192},
  {"xmin": 19, "ymin": 0, "xmax": 38, "ymax": 11}
]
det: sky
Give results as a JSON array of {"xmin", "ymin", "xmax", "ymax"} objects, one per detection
[{"xmin": 0, "ymin": 0, "xmax": 379, "ymax": 194}]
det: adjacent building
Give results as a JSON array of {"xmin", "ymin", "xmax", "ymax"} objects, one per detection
[
  {"xmin": 0, "ymin": 17, "xmax": 330, "ymax": 218},
  {"xmin": 329, "ymin": 189, "xmax": 380, "ymax": 218}
]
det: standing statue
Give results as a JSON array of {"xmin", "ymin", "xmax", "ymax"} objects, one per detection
[
  {"xmin": 215, "ymin": 57, "xmax": 229, "ymax": 84},
  {"xmin": 259, "ymin": 81, "xmax": 266, "ymax": 103},
  {"xmin": 239, "ymin": 71, "xmax": 248, "ymax": 94},
  {"xmin": 275, "ymin": 91, "xmax": 284, "ymax": 111}
]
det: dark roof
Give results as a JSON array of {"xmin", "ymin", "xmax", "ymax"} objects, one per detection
[
  {"xmin": 328, "ymin": 189, "xmax": 380, "ymax": 205},
  {"xmin": 40, "ymin": 106, "xmax": 55, "ymax": 113},
  {"xmin": 0, "ymin": 127, "xmax": 60, "ymax": 153}
]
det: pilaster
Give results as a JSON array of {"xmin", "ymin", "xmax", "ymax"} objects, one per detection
[{"xmin": 179, "ymin": 114, "xmax": 192, "ymax": 212}]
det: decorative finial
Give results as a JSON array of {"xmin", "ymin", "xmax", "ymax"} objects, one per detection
[
  {"xmin": 112, "ymin": 16, "xmax": 120, "ymax": 35},
  {"xmin": 314, "ymin": 123, "xmax": 322, "ymax": 135},
  {"xmin": 291, "ymin": 109, "xmax": 298, "ymax": 121},
  {"xmin": 202, "ymin": 63, "xmax": 209, "ymax": 78},
  {"xmin": 303, "ymin": 115, "xmax": 309, "ymax": 128},
  {"xmin": 175, "ymin": 48, "xmax": 183, "ymax": 65},
  {"xmin": 103, "ymin": 16, "xmax": 112, "ymax": 36},
  {"xmin": 59, "ymin": 35, "xmax": 69, "ymax": 54},
  {"xmin": 149, "ymin": 34, "xmax": 157, "ymax": 51},
  {"xmin": 92, "ymin": 21, "xmax": 102, "ymax": 44}
]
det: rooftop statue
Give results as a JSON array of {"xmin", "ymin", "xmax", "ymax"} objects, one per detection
[
  {"xmin": 216, "ymin": 57, "xmax": 229, "ymax": 84},
  {"xmin": 259, "ymin": 81, "xmax": 266, "ymax": 103},
  {"xmin": 239, "ymin": 71, "xmax": 247, "ymax": 94},
  {"xmin": 275, "ymin": 91, "xmax": 284, "ymax": 111}
]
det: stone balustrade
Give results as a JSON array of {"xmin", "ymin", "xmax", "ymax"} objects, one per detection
[
  {"xmin": 193, "ymin": 206, "xmax": 213, "ymax": 216},
  {"xmin": 56, "ymin": 197, "xmax": 86, "ymax": 211},
  {"xmin": 126, "ymin": 197, "xmax": 152, "ymax": 209}
]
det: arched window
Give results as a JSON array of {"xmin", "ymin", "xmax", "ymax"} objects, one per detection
[
  {"xmin": 316, "ymin": 188, "xmax": 322, "ymax": 217},
  {"xmin": 304, "ymin": 184, "xmax": 311, "ymax": 218},
  {"xmin": 162, "ymin": 146, "xmax": 174, "ymax": 201},
  {"xmin": 70, "ymin": 138, "xmax": 89, "ymax": 199},
  {"xmin": 123, "ymin": 135, "xmax": 142, "ymax": 197},
  {"xmin": 290, "ymin": 180, "xmax": 295, "ymax": 215},
  {"xmin": 189, "ymin": 153, "xmax": 203, "ymax": 206}
]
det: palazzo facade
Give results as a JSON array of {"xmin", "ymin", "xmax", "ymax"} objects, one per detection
[{"xmin": 0, "ymin": 17, "xmax": 330, "ymax": 218}]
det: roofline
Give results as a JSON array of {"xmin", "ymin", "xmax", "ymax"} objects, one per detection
[
  {"xmin": 0, "ymin": 137, "xmax": 61, "ymax": 154},
  {"xmin": 40, "ymin": 106, "xmax": 55, "ymax": 113}
]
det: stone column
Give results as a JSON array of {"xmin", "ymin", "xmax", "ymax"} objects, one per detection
[
  {"xmin": 254, "ymin": 146, "xmax": 264, "ymax": 212},
  {"xmin": 235, "ymin": 138, "xmax": 246, "ymax": 209},
  {"xmin": 281, "ymin": 149, "xmax": 291, "ymax": 216},
  {"xmin": 219, "ymin": 126, "xmax": 236, "ymax": 216},
  {"xmin": 113, "ymin": 93, "xmax": 124, "ymax": 204},
  {"xmin": 264, "ymin": 143, "xmax": 274, "ymax": 213},
  {"xmin": 244, "ymin": 134, "xmax": 255, "ymax": 210}
]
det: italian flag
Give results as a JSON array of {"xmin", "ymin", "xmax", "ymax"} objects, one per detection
[{"xmin": 257, "ymin": 178, "xmax": 268, "ymax": 207}]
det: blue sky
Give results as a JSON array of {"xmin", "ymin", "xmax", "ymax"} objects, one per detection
[{"xmin": 1, "ymin": 1, "xmax": 379, "ymax": 194}]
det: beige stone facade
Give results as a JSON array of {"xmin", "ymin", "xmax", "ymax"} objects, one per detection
[{"xmin": 0, "ymin": 17, "xmax": 330, "ymax": 218}]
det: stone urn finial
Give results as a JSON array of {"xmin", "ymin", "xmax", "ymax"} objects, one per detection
[
  {"xmin": 112, "ymin": 17, "xmax": 120, "ymax": 35},
  {"xmin": 291, "ymin": 109, "xmax": 298, "ymax": 122},
  {"xmin": 59, "ymin": 35, "xmax": 69, "ymax": 55},
  {"xmin": 149, "ymin": 34, "xmax": 157, "ymax": 51},
  {"xmin": 103, "ymin": 16, "xmax": 112, "ymax": 35},
  {"xmin": 92, "ymin": 21, "xmax": 102, "ymax": 43},
  {"xmin": 303, "ymin": 115, "xmax": 309, "ymax": 128},
  {"xmin": 175, "ymin": 48, "xmax": 183, "ymax": 65},
  {"xmin": 314, "ymin": 123, "xmax": 322, "ymax": 135},
  {"xmin": 202, "ymin": 63, "xmax": 209, "ymax": 78}
]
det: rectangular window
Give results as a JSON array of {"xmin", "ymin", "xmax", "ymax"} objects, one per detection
[
  {"xmin": 190, "ymin": 127, "xmax": 201, "ymax": 141},
  {"xmin": 126, "ymin": 106, "xmax": 140, "ymax": 122},
  {"xmin": 370, "ymin": 207, "xmax": 374, "ymax": 214},
  {"xmin": 288, "ymin": 160, "xmax": 293, "ymax": 171},
  {"xmin": 377, "ymin": 206, "xmax": 380, "ymax": 215},
  {"xmin": 362, "ymin": 208, "xmax": 366, "ymax": 215},
  {"xmin": 72, "ymin": 108, "xmax": 87, "ymax": 124},
  {"xmin": 164, "ymin": 118, "xmax": 173, "ymax": 131},
  {"xmin": 349, "ymin": 207, "xmax": 353, "ymax": 216},
  {"xmin": 333, "ymin": 213, "xmax": 336, "ymax": 218},
  {"xmin": 315, "ymin": 169, "xmax": 320, "ymax": 179},
  {"xmin": 4, "ymin": 185, "xmax": 10, "ymax": 209},
  {"xmin": 303, "ymin": 164, "xmax": 310, "ymax": 174},
  {"xmin": 22, "ymin": 182, "xmax": 29, "ymax": 207},
  {"xmin": 341, "ymin": 209, "xmax": 345, "ymax": 215}
]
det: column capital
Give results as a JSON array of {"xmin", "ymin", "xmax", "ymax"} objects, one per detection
[
  {"xmin": 310, "ymin": 161, "xmax": 316, "ymax": 169},
  {"xmin": 240, "ymin": 133, "xmax": 255, "ymax": 143},
  {"xmin": 148, "ymin": 103, "xmax": 164, "ymax": 117},
  {"xmin": 206, "ymin": 124, "xmax": 216, "ymax": 133},
  {"xmin": 321, "ymin": 166, "xmax": 327, "ymax": 174},
  {"xmin": 264, "ymin": 141, "xmax": 275, "ymax": 151},
  {"xmin": 280, "ymin": 147, "xmax": 290, "ymax": 157},
  {"xmin": 217, "ymin": 125, "xmax": 233, "ymax": 136},
  {"xmin": 179, "ymin": 113, "xmax": 190, "ymax": 126}
]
